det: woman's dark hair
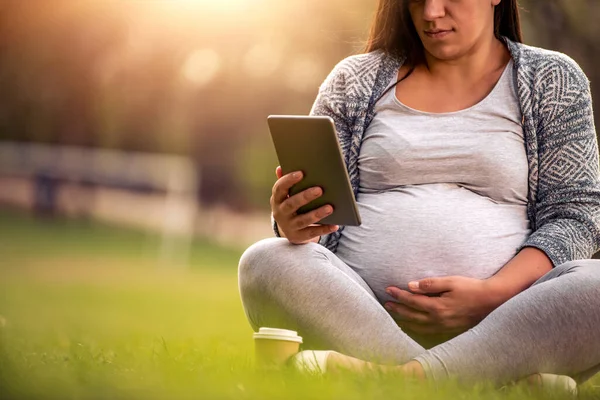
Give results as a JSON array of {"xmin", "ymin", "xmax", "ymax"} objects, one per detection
[{"xmin": 365, "ymin": 0, "xmax": 522, "ymax": 100}]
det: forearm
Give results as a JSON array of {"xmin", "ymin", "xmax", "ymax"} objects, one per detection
[{"xmin": 486, "ymin": 247, "xmax": 553, "ymax": 304}]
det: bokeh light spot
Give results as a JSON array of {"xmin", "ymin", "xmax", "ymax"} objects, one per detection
[
  {"xmin": 243, "ymin": 43, "xmax": 282, "ymax": 79},
  {"xmin": 285, "ymin": 56, "xmax": 323, "ymax": 93},
  {"xmin": 182, "ymin": 49, "xmax": 221, "ymax": 87}
]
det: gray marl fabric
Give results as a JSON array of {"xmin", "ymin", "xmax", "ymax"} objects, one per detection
[
  {"xmin": 334, "ymin": 59, "xmax": 533, "ymax": 300},
  {"xmin": 238, "ymin": 238, "xmax": 600, "ymax": 385},
  {"xmin": 271, "ymin": 38, "xmax": 600, "ymax": 267}
]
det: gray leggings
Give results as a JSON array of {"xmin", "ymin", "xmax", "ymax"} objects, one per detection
[{"xmin": 238, "ymin": 238, "xmax": 600, "ymax": 385}]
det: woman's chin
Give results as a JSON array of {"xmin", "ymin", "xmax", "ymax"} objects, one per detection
[{"xmin": 425, "ymin": 46, "xmax": 466, "ymax": 62}]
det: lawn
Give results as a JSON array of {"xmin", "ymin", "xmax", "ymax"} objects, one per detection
[{"xmin": 0, "ymin": 210, "xmax": 597, "ymax": 399}]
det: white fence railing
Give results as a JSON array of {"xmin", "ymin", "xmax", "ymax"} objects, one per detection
[{"xmin": 0, "ymin": 141, "xmax": 200, "ymax": 266}]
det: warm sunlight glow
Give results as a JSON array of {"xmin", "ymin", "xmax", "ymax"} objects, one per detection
[
  {"xmin": 285, "ymin": 56, "xmax": 323, "ymax": 93},
  {"xmin": 166, "ymin": 0, "xmax": 251, "ymax": 14},
  {"xmin": 182, "ymin": 49, "xmax": 221, "ymax": 87},
  {"xmin": 243, "ymin": 43, "xmax": 282, "ymax": 79}
]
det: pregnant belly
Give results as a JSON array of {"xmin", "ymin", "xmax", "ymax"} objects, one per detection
[{"xmin": 334, "ymin": 184, "xmax": 531, "ymax": 303}]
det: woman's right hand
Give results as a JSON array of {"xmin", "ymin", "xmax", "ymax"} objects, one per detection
[{"xmin": 271, "ymin": 166, "xmax": 339, "ymax": 245}]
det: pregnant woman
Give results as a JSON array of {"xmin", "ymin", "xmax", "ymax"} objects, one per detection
[{"xmin": 238, "ymin": 0, "xmax": 600, "ymax": 388}]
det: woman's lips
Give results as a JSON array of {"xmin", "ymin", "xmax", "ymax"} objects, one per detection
[{"xmin": 424, "ymin": 30, "xmax": 452, "ymax": 39}]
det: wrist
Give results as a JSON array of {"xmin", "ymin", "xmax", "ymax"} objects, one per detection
[
  {"xmin": 484, "ymin": 248, "xmax": 553, "ymax": 307},
  {"xmin": 483, "ymin": 275, "xmax": 517, "ymax": 307}
]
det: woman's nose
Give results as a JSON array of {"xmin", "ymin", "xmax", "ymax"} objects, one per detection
[{"xmin": 423, "ymin": 0, "xmax": 446, "ymax": 21}]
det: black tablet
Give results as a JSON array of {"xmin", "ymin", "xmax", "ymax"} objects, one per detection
[{"xmin": 267, "ymin": 115, "xmax": 361, "ymax": 226}]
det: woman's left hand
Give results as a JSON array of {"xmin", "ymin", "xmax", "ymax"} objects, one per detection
[{"xmin": 384, "ymin": 276, "xmax": 505, "ymax": 335}]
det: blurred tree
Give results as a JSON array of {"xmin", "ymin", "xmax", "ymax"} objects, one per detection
[{"xmin": 520, "ymin": 0, "xmax": 600, "ymax": 133}]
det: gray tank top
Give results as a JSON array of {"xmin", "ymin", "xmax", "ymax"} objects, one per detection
[{"xmin": 334, "ymin": 60, "xmax": 532, "ymax": 304}]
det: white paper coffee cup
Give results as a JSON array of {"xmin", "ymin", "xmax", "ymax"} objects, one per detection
[{"xmin": 253, "ymin": 327, "xmax": 303, "ymax": 367}]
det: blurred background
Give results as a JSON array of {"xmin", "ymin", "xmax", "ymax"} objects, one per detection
[{"xmin": 1, "ymin": 0, "xmax": 599, "ymax": 252}]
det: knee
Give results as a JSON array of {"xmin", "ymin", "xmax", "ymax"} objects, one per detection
[
  {"xmin": 238, "ymin": 237, "xmax": 288, "ymax": 284},
  {"xmin": 238, "ymin": 237, "xmax": 322, "ymax": 294},
  {"xmin": 553, "ymin": 259, "xmax": 600, "ymax": 284}
]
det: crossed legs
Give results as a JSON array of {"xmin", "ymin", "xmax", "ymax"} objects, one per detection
[{"xmin": 238, "ymin": 238, "xmax": 600, "ymax": 385}]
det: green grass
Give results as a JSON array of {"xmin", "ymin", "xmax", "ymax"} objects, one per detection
[{"xmin": 0, "ymin": 210, "xmax": 598, "ymax": 399}]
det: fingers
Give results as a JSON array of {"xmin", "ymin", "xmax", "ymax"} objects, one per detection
[
  {"xmin": 289, "ymin": 224, "xmax": 339, "ymax": 244},
  {"xmin": 385, "ymin": 302, "xmax": 430, "ymax": 324},
  {"xmin": 272, "ymin": 170, "xmax": 326, "ymax": 218},
  {"xmin": 281, "ymin": 204, "xmax": 339, "ymax": 244},
  {"xmin": 289, "ymin": 203, "xmax": 334, "ymax": 230},
  {"xmin": 280, "ymin": 186, "xmax": 324, "ymax": 217},
  {"xmin": 271, "ymin": 170, "xmax": 303, "ymax": 206},
  {"xmin": 408, "ymin": 277, "xmax": 454, "ymax": 294},
  {"xmin": 270, "ymin": 168, "xmax": 338, "ymax": 244},
  {"xmin": 386, "ymin": 288, "xmax": 437, "ymax": 313}
]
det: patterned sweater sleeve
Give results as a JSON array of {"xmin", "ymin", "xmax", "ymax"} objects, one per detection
[
  {"xmin": 271, "ymin": 59, "xmax": 350, "ymax": 246},
  {"xmin": 518, "ymin": 60, "xmax": 600, "ymax": 266}
]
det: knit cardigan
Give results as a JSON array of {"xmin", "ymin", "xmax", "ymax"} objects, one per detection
[{"xmin": 271, "ymin": 38, "xmax": 600, "ymax": 268}]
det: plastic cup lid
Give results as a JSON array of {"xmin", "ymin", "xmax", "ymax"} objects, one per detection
[{"xmin": 253, "ymin": 327, "xmax": 303, "ymax": 343}]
